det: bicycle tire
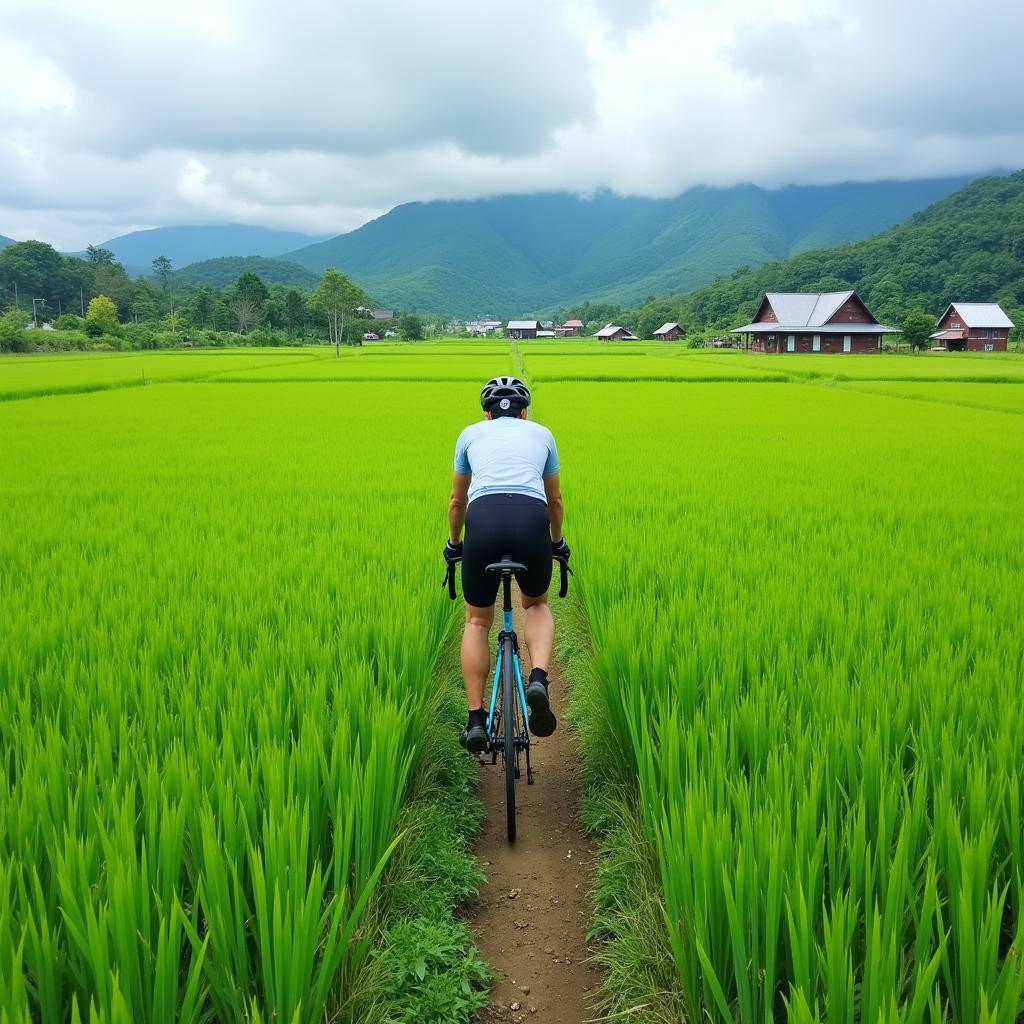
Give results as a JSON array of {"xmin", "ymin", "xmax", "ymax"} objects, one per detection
[{"xmin": 502, "ymin": 634, "xmax": 517, "ymax": 843}]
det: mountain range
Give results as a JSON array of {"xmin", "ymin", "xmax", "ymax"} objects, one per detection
[
  {"xmin": 679, "ymin": 171, "xmax": 1024, "ymax": 331},
  {"xmin": 0, "ymin": 235, "xmax": 14, "ymax": 252},
  {"xmin": 281, "ymin": 178, "xmax": 971, "ymax": 315},
  {"xmin": 87, "ymin": 224, "xmax": 328, "ymax": 271}
]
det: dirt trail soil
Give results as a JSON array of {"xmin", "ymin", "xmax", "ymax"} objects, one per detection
[{"xmin": 468, "ymin": 605, "xmax": 601, "ymax": 1023}]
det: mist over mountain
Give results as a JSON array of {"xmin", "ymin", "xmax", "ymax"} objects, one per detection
[
  {"xmin": 0, "ymin": 235, "xmax": 14, "ymax": 252},
  {"xmin": 89, "ymin": 224, "xmax": 330, "ymax": 271},
  {"xmin": 283, "ymin": 177, "xmax": 971, "ymax": 315}
]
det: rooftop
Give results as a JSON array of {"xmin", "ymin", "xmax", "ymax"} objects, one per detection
[{"xmin": 942, "ymin": 302, "xmax": 1015, "ymax": 328}]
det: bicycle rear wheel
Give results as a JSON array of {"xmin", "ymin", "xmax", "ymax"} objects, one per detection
[{"xmin": 502, "ymin": 634, "xmax": 517, "ymax": 843}]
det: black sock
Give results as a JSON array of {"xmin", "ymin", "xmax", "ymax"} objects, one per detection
[
  {"xmin": 529, "ymin": 668, "xmax": 549, "ymax": 690},
  {"xmin": 467, "ymin": 708, "xmax": 487, "ymax": 729}
]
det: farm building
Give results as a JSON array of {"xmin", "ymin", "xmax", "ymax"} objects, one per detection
[
  {"xmin": 653, "ymin": 322, "xmax": 686, "ymax": 341},
  {"xmin": 559, "ymin": 319, "xmax": 584, "ymax": 337},
  {"xmin": 507, "ymin": 319, "xmax": 540, "ymax": 339},
  {"xmin": 930, "ymin": 302, "xmax": 1014, "ymax": 352},
  {"xmin": 594, "ymin": 323, "xmax": 639, "ymax": 340},
  {"xmin": 732, "ymin": 291, "xmax": 896, "ymax": 353}
]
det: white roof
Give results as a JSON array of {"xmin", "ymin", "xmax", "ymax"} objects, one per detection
[
  {"xmin": 507, "ymin": 320, "xmax": 539, "ymax": 330},
  {"xmin": 942, "ymin": 302, "xmax": 1015, "ymax": 328},
  {"xmin": 594, "ymin": 323, "xmax": 638, "ymax": 339},
  {"xmin": 653, "ymin": 322, "xmax": 681, "ymax": 335},
  {"xmin": 764, "ymin": 291, "xmax": 854, "ymax": 327},
  {"xmin": 733, "ymin": 290, "xmax": 896, "ymax": 333}
]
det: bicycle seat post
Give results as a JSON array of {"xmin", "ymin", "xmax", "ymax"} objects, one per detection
[
  {"xmin": 485, "ymin": 557, "xmax": 525, "ymax": 636},
  {"xmin": 501, "ymin": 569, "xmax": 514, "ymax": 632}
]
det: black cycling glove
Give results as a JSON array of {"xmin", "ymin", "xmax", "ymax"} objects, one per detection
[
  {"xmin": 552, "ymin": 538, "xmax": 571, "ymax": 561},
  {"xmin": 444, "ymin": 539, "xmax": 463, "ymax": 563}
]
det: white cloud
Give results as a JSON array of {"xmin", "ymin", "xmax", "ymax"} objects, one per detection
[{"xmin": 0, "ymin": 0, "xmax": 1021, "ymax": 249}]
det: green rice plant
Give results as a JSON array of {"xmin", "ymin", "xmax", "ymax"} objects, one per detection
[
  {"xmin": 0, "ymin": 380, "xmax": 481, "ymax": 1021},
  {"xmin": 0, "ymin": 349, "xmax": 321, "ymax": 399},
  {"xmin": 542, "ymin": 381, "xmax": 1024, "ymax": 1022}
]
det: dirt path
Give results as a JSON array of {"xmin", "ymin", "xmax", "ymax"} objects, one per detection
[{"xmin": 468, "ymin": 605, "xmax": 601, "ymax": 1023}]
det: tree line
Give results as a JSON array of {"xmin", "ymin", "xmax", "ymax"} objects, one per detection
[{"xmin": 0, "ymin": 241, "xmax": 426, "ymax": 353}]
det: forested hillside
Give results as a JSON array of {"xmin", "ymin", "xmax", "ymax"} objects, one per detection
[
  {"xmin": 0, "ymin": 235, "xmax": 14, "ymax": 251},
  {"xmin": 174, "ymin": 256, "xmax": 319, "ymax": 289},
  {"xmin": 284, "ymin": 178, "xmax": 968, "ymax": 314},
  {"xmin": 676, "ymin": 172, "xmax": 1024, "ymax": 332}
]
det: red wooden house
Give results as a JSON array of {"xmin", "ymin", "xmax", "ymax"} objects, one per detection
[
  {"xmin": 557, "ymin": 319, "xmax": 584, "ymax": 337},
  {"xmin": 930, "ymin": 302, "xmax": 1014, "ymax": 352},
  {"xmin": 732, "ymin": 291, "xmax": 896, "ymax": 353}
]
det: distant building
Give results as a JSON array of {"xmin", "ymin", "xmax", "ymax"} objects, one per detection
[
  {"xmin": 557, "ymin": 319, "xmax": 584, "ymax": 337},
  {"xmin": 594, "ymin": 323, "xmax": 639, "ymax": 341},
  {"xmin": 931, "ymin": 302, "xmax": 1014, "ymax": 352},
  {"xmin": 356, "ymin": 306, "xmax": 395, "ymax": 320},
  {"xmin": 507, "ymin": 319, "xmax": 540, "ymax": 339},
  {"xmin": 363, "ymin": 332, "xmax": 380, "ymax": 341},
  {"xmin": 466, "ymin": 319, "xmax": 503, "ymax": 336},
  {"xmin": 653, "ymin": 322, "xmax": 686, "ymax": 341},
  {"xmin": 732, "ymin": 291, "xmax": 896, "ymax": 353},
  {"xmin": 537, "ymin": 330, "xmax": 557, "ymax": 338}
]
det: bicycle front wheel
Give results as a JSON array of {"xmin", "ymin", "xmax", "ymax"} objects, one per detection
[{"xmin": 502, "ymin": 634, "xmax": 517, "ymax": 843}]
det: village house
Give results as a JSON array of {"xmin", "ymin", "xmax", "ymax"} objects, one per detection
[
  {"xmin": 466, "ymin": 319, "xmax": 503, "ymax": 336},
  {"xmin": 930, "ymin": 302, "xmax": 1015, "ymax": 352},
  {"xmin": 558, "ymin": 318, "xmax": 584, "ymax": 337},
  {"xmin": 732, "ymin": 291, "xmax": 896, "ymax": 353},
  {"xmin": 507, "ymin": 319, "xmax": 540, "ymax": 339},
  {"xmin": 594, "ymin": 323, "xmax": 639, "ymax": 341},
  {"xmin": 653, "ymin": 322, "xmax": 686, "ymax": 341}
]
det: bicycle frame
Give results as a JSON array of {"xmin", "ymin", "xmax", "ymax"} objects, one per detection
[{"xmin": 486, "ymin": 573, "xmax": 530, "ymax": 739}]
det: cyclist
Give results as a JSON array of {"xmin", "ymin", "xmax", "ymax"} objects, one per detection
[{"xmin": 445, "ymin": 376, "xmax": 569, "ymax": 753}]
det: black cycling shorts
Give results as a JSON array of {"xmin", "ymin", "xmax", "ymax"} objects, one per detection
[{"xmin": 462, "ymin": 493, "xmax": 552, "ymax": 608}]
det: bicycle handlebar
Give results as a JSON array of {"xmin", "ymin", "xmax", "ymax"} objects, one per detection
[{"xmin": 442, "ymin": 556, "xmax": 572, "ymax": 601}]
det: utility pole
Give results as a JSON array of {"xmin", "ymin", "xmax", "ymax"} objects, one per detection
[
  {"xmin": 80, "ymin": 287, "xmax": 85, "ymax": 317},
  {"xmin": 13, "ymin": 281, "xmax": 18, "ymax": 309},
  {"xmin": 32, "ymin": 298, "xmax": 46, "ymax": 327}
]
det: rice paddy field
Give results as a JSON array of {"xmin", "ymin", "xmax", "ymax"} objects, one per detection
[{"xmin": 2, "ymin": 340, "xmax": 1024, "ymax": 1022}]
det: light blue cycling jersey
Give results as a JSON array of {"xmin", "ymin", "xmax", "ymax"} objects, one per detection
[{"xmin": 454, "ymin": 417, "xmax": 560, "ymax": 504}]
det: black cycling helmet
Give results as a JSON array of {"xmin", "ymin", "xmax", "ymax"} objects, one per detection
[{"xmin": 480, "ymin": 375, "xmax": 531, "ymax": 413}]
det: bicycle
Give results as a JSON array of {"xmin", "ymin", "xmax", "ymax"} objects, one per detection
[{"xmin": 443, "ymin": 554, "xmax": 570, "ymax": 842}]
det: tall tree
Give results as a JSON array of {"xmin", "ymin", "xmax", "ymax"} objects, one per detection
[
  {"xmin": 191, "ymin": 286, "xmax": 216, "ymax": 329},
  {"xmin": 85, "ymin": 294, "xmax": 119, "ymax": 333},
  {"xmin": 152, "ymin": 255, "xmax": 174, "ymax": 314},
  {"xmin": 230, "ymin": 296, "xmax": 261, "ymax": 336},
  {"xmin": 398, "ymin": 312, "xmax": 424, "ymax": 341},
  {"xmin": 84, "ymin": 245, "xmax": 116, "ymax": 265},
  {"xmin": 311, "ymin": 268, "xmax": 365, "ymax": 356},
  {"xmin": 283, "ymin": 289, "xmax": 305, "ymax": 336},
  {"xmin": 901, "ymin": 308, "xmax": 936, "ymax": 352},
  {"xmin": 234, "ymin": 271, "xmax": 269, "ymax": 304}
]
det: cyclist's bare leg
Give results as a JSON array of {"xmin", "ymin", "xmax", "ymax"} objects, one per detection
[
  {"xmin": 462, "ymin": 602, "xmax": 494, "ymax": 710},
  {"xmin": 521, "ymin": 591, "xmax": 553, "ymax": 673}
]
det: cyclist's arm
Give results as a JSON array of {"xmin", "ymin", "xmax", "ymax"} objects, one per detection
[
  {"xmin": 544, "ymin": 473, "xmax": 564, "ymax": 543},
  {"xmin": 449, "ymin": 472, "xmax": 471, "ymax": 544}
]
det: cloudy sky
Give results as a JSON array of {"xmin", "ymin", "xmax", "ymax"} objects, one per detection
[{"xmin": 1, "ymin": 0, "xmax": 1022, "ymax": 249}]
